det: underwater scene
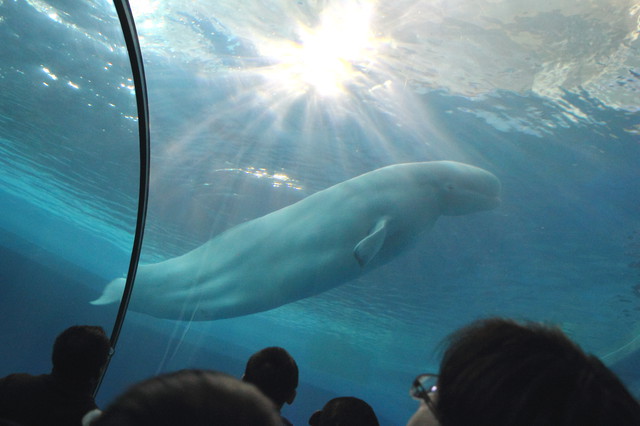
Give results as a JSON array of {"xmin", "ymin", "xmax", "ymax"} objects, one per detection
[{"xmin": 1, "ymin": 0, "xmax": 639, "ymax": 424}]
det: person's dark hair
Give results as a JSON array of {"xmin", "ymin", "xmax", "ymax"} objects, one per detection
[
  {"xmin": 243, "ymin": 346, "xmax": 299, "ymax": 408},
  {"xmin": 308, "ymin": 396, "xmax": 379, "ymax": 426},
  {"xmin": 435, "ymin": 318, "xmax": 640, "ymax": 426},
  {"xmin": 51, "ymin": 325, "xmax": 110, "ymax": 382},
  {"xmin": 92, "ymin": 369, "xmax": 280, "ymax": 426}
]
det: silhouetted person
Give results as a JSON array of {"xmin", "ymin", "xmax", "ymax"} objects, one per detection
[
  {"xmin": 91, "ymin": 369, "xmax": 280, "ymax": 426},
  {"xmin": 0, "ymin": 325, "xmax": 111, "ymax": 426},
  {"xmin": 242, "ymin": 347, "xmax": 298, "ymax": 426},
  {"xmin": 309, "ymin": 396, "xmax": 379, "ymax": 426},
  {"xmin": 406, "ymin": 317, "xmax": 640, "ymax": 426}
]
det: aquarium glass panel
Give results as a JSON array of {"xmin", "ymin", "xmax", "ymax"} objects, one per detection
[
  {"xmin": 98, "ymin": 1, "xmax": 640, "ymax": 424},
  {"xmin": 0, "ymin": 0, "xmax": 138, "ymax": 374}
]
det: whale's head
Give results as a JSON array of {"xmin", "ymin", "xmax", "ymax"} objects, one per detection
[{"xmin": 426, "ymin": 161, "xmax": 501, "ymax": 216}]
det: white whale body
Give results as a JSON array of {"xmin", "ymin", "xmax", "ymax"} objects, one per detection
[{"xmin": 91, "ymin": 161, "xmax": 501, "ymax": 320}]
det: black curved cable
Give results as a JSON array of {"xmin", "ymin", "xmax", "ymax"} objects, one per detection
[{"xmin": 94, "ymin": 0, "xmax": 150, "ymax": 394}]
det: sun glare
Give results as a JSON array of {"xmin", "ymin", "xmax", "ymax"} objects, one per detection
[{"xmin": 260, "ymin": 2, "xmax": 382, "ymax": 97}]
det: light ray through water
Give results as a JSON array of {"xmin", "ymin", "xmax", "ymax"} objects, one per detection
[{"xmin": 137, "ymin": 0, "xmax": 465, "ymax": 183}]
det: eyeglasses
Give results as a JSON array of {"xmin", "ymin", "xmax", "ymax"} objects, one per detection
[{"xmin": 410, "ymin": 373, "xmax": 439, "ymax": 416}]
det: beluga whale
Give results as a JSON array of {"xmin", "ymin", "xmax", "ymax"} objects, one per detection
[{"xmin": 92, "ymin": 161, "xmax": 501, "ymax": 321}]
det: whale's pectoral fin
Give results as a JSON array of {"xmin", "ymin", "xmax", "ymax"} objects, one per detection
[{"xmin": 354, "ymin": 217, "xmax": 389, "ymax": 267}]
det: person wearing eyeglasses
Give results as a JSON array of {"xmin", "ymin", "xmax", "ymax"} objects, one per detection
[
  {"xmin": 407, "ymin": 374, "xmax": 439, "ymax": 426},
  {"xmin": 406, "ymin": 317, "xmax": 640, "ymax": 426}
]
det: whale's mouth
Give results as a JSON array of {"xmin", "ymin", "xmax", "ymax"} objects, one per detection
[
  {"xmin": 466, "ymin": 190, "xmax": 500, "ymax": 213},
  {"xmin": 461, "ymin": 173, "xmax": 501, "ymax": 207},
  {"xmin": 441, "ymin": 168, "xmax": 502, "ymax": 216}
]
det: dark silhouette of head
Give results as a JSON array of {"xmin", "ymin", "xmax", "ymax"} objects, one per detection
[
  {"xmin": 51, "ymin": 325, "xmax": 110, "ymax": 384},
  {"xmin": 434, "ymin": 318, "xmax": 640, "ymax": 426},
  {"xmin": 309, "ymin": 396, "xmax": 380, "ymax": 426},
  {"xmin": 93, "ymin": 369, "xmax": 280, "ymax": 426},
  {"xmin": 242, "ymin": 346, "xmax": 299, "ymax": 409}
]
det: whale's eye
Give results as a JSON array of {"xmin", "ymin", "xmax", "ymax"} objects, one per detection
[{"xmin": 446, "ymin": 183, "xmax": 455, "ymax": 191}]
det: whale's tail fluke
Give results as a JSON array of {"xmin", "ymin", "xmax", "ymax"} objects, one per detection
[{"xmin": 90, "ymin": 277, "xmax": 126, "ymax": 305}]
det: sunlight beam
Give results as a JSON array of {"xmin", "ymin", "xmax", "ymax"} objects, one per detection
[{"xmin": 260, "ymin": 2, "xmax": 382, "ymax": 97}]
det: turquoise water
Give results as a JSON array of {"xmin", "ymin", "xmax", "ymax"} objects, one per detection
[{"xmin": 1, "ymin": 1, "xmax": 639, "ymax": 424}]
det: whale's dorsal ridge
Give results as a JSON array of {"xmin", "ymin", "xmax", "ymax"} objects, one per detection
[{"xmin": 354, "ymin": 217, "xmax": 389, "ymax": 267}]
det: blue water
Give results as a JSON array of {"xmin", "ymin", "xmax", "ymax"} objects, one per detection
[{"xmin": 1, "ymin": 1, "xmax": 640, "ymax": 425}]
